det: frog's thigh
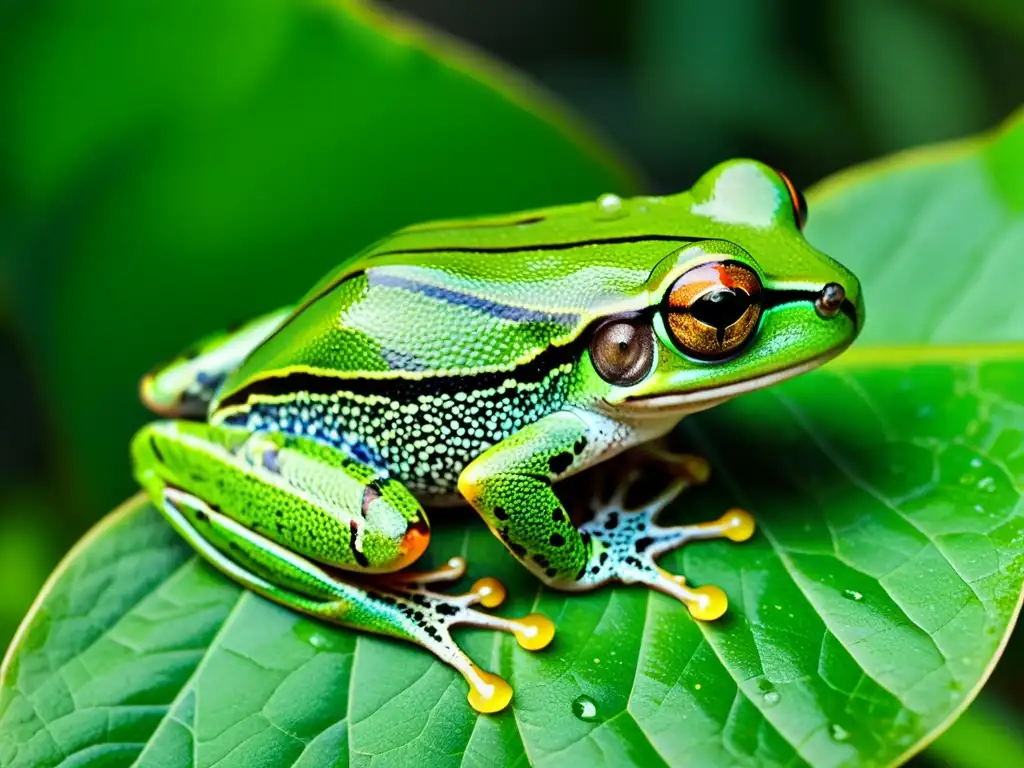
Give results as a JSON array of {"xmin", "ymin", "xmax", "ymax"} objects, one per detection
[
  {"xmin": 458, "ymin": 410, "xmax": 595, "ymax": 585},
  {"xmin": 132, "ymin": 420, "xmax": 429, "ymax": 574}
]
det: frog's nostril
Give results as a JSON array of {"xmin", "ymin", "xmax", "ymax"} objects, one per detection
[{"xmin": 815, "ymin": 283, "xmax": 845, "ymax": 318}]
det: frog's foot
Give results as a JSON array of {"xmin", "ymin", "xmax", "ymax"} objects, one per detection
[
  {"xmin": 576, "ymin": 463, "xmax": 755, "ymax": 621},
  {"xmin": 158, "ymin": 488, "xmax": 553, "ymax": 714},
  {"xmin": 369, "ymin": 560, "xmax": 555, "ymax": 713}
]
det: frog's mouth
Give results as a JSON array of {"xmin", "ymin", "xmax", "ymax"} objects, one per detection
[{"xmin": 615, "ymin": 341, "xmax": 851, "ymax": 417}]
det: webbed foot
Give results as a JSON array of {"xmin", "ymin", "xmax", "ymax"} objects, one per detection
[
  {"xmin": 577, "ymin": 453, "xmax": 755, "ymax": 620},
  {"xmin": 156, "ymin": 488, "xmax": 552, "ymax": 714},
  {"xmin": 371, "ymin": 558, "xmax": 555, "ymax": 713}
]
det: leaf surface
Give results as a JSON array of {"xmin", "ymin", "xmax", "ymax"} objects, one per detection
[{"xmin": 3, "ymin": 350, "xmax": 1022, "ymax": 768}]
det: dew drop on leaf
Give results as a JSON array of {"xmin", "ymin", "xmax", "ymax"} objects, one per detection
[
  {"xmin": 597, "ymin": 193, "xmax": 623, "ymax": 216},
  {"xmin": 830, "ymin": 723, "xmax": 851, "ymax": 742},
  {"xmin": 572, "ymin": 695, "xmax": 599, "ymax": 721},
  {"xmin": 843, "ymin": 589, "xmax": 864, "ymax": 601},
  {"xmin": 762, "ymin": 690, "xmax": 780, "ymax": 707}
]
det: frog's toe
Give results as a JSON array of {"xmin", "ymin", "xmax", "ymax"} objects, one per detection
[
  {"xmin": 373, "ymin": 569, "xmax": 554, "ymax": 712},
  {"xmin": 579, "ymin": 476, "xmax": 755, "ymax": 621}
]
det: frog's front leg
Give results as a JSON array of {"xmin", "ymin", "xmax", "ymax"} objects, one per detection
[
  {"xmin": 132, "ymin": 421, "xmax": 553, "ymax": 713},
  {"xmin": 458, "ymin": 411, "xmax": 755, "ymax": 620}
]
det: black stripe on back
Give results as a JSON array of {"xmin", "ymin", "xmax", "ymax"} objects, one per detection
[
  {"xmin": 370, "ymin": 234, "xmax": 704, "ymax": 258},
  {"xmin": 217, "ymin": 335, "xmax": 588, "ymax": 412}
]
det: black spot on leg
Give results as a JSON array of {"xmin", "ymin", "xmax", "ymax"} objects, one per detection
[
  {"xmin": 549, "ymin": 533, "xmax": 565, "ymax": 547},
  {"xmin": 534, "ymin": 554, "xmax": 550, "ymax": 568},
  {"xmin": 591, "ymin": 566, "xmax": 599, "ymax": 574},
  {"xmin": 574, "ymin": 437, "xmax": 588, "ymax": 455},
  {"xmin": 493, "ymin": 506, "xmax": 509, "ymax": 521},
  {"xmin": 545, "ymin": 567, "xmax": 557, "ymax": 579},
  {"xmin": 510, "ymin": 542, "xmax": 527, "ymax": 557},
  {"xmin": 604, "ymin": 512, "xmax": 619, "ymax": 530},
  {"xmin": 435, "ymin": 603, "xmax": 459, "ymax": 616},
  {"xmin": 635, "ymin": 536, "xmax": 654, "ymax": 553},
  {"xmin": 194, "ymin": 509, "xmax": 208, "ymax": 523},
  {"xmin": 551, "ymin": 507, "xmax": 566, "ymax": 523},
  {"xmin": 548, "ymin": 452, "xmax": 574, "ymax": 475},
  {"xmin": 275, "ymin": 510, "xmax": 284, "ymax": 518},
  {"xmin": 600, "ymin": 552, "xmax": 609, "ymax": 564},
  {"xmin": 349, "ymin": 520, "xmax": 369, "ymax": 567}
]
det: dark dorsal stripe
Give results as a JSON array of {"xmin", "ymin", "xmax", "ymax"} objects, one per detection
[
  {"xmin": 217, "ymin": 334, "xmax": 588, "ymax": 413},
  {"xmin": 369, "ymin": 234, "xmax": 704, "ymax": 258}
]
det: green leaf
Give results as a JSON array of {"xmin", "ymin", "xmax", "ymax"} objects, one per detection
[
  {"xmin": 806, "ymin": 107, "xmax": 1024, "ymax": 346},
  {"xmin": 0, "ymin": 0, "xmax": 636, "ymax": 517},
  {"xmin": 3, "ymin": 348, "xmax": 1022, "ymax": 767}
]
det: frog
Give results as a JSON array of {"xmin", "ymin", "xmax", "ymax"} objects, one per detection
[{"xmin": 132, "ymin": 159, "xmax": 863, "ymax": 713}]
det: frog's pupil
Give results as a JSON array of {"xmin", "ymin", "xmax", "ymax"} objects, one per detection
[{"xmin": 690, "ymin": 289, "xmax": 749, "ymax": 329}]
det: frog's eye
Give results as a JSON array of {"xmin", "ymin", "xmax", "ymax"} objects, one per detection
[
  {"xmin": 664, "ymin": 262, "xmax": 763, "ymax": 359},
  {"xmin": 777, "ymin": 170, "xmax": 808, "ymax": 230},
  {"xmin": 590, "ymin": 317, "xmax": 655, "ymax": 386}
]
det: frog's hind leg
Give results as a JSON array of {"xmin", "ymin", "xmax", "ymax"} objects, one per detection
[
  {"xmin": 580, "ymin": 455, "xmax": 755, "ymax": 620},
  {"xmin": 140, "ymin": 306, "xmax": 292, "ymax": 418},
  {"xmin": 157, "ymin": 486, "xmax": 553, "ymax": 714}
]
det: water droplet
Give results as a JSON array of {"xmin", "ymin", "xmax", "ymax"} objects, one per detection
[
  {"xmin": 843, "ymin": 589, "xmax": 864, "ymax": 602},
  {"xmin": 830, "ymin": 723, "xmax": 851, "ymax": 742},
  {"xmin": 762, "ymin": 690, "xmax": 780, "ymax": 707},
  {"xmin": 593, "ymin": 657, "xmax": 601, "ymax": 665},
  {"xmin": 597, "ymin": 193, "xmax": 623, "ymax": 215},
  {"xmin": 572, "ymin": 695, "xmax": 599, "ymax": 721},
  {"xmin": 977, "ymin": 476, "xmax": 996, "ymax": 492},
  {"xmin": 309, "ymin": 633, "xmax": 328, "ymax": 648},
  {"xmin": 970, "ymin": 457, "xmax": 983, "ymax": 468},
  {"xmin": 974, "ymin": 504, "xmax": 986, "ymax": 514},
  {"xmin": 694, "ymin": 683, "xmax": 702, "ymax": 691}
]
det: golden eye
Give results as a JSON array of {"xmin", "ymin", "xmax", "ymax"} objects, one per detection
[
  {"xmin": 589, "ymin": 318, "xmax": 654, "ymax": 386},
  {"xmin": 664, "ymin": 262, "xmax": 762, "ymax": 359}
]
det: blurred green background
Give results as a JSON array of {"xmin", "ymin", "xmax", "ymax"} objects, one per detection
[{"xmin": 2, "ymin": 1, "xmax": 1023, "ymax": 764}]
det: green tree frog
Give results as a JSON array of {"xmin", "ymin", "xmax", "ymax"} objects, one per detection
[{"xmin": 133, "ymin": 160, "xmax": 862, "ymax": 713}]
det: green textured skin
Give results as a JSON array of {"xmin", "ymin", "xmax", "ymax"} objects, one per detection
[
  {"xmin": 133, "ymin": 421, "xmax": 427, "ymax": 573},
  {"xmin": 132, "ymin": 159, "xmax": 863, "ymax": 662}
]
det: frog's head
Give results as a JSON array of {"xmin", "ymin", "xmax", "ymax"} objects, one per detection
[{"xmin": 589, "ymin": 159, "xmax": 863, "ymax": 416}]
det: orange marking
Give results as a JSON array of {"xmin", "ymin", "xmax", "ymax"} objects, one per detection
[{"xmin": 392, "ymin": 526, "xmax": 430, "ymax": 570}]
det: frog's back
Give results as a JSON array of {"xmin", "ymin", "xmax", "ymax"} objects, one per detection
[{"xmin": 217, "ymin": 194, "xmax": 714, "ymax": 397}]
